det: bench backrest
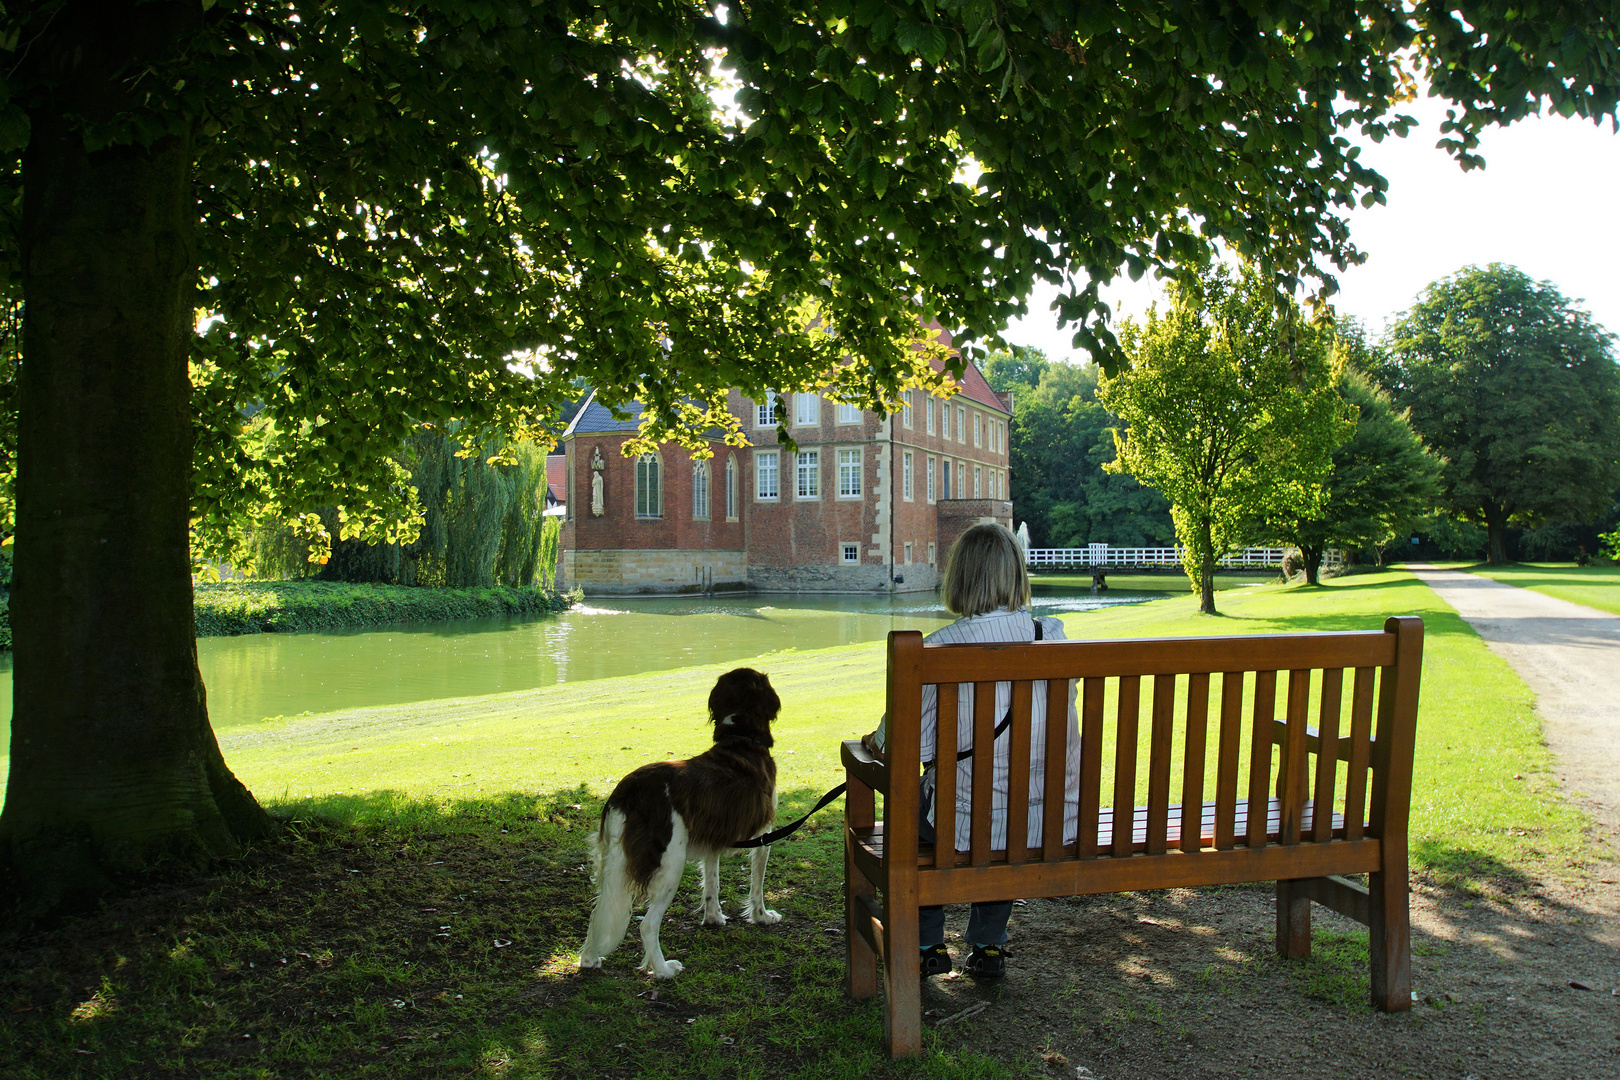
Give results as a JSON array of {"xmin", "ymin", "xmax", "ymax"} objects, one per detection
[{"xmin": 880, "ymin": 616, "xmax": 1423, "ymax": 874}]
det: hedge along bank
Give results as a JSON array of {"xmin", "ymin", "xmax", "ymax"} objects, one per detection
[{"xmin": 0, "ymin": 581, "xmax": 576, "ymax": 650}]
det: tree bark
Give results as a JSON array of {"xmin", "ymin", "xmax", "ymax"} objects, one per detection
[
  {"xmin": 1300, "ymin": 544, "xmax": 1323, "ymax": 586},
  {"xmin": 1197, "ymin": 518, "xmax": 1218, "ymax": 615},
  {"xmin": 1483, "ymin": 502, "xmax": 1510, "ymax": 564},
  {"xmin": 0, "ymin": 1, "xmax": 273, "ymax": 914}
]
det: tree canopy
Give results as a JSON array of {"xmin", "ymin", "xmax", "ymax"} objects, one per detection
[
  {"xmin": 1269, "ymin": 353, "xmax": 1440, "ymax": 583},
  {"xmin": 1100, "ymin": 264, "xmax": 1351, "ymax": 613},
  {"xmin": 3, "ymin": 0, "xmax": 1619, "ymax": 908},
  {"xmin": 1377, "ymin": 264, "xmax": 1620, "ymax": 563}
]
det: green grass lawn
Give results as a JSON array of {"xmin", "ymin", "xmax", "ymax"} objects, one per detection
[
  {"xmin": 1460, "ymin": 561, "xmax": 1620, "ymax": 616},
  {"xmin": 1030, "ymin": 570, "xmax": 1274, "ymax": 593},
  {"xmin": 0, "ymin": 570, "xmax": 1594, "ymax": 1079}
]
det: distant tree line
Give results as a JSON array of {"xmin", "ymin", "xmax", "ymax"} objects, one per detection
[{"xmin": 995, "ymin": 263, "xmax": 1620, "ymax": 604}]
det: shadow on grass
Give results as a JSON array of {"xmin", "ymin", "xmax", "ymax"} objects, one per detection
[
  {"xmin": 0, "ymin": 785, "xmax": 1002, "ymax": 1080},
  {"xmin": 1, "ymin": 786, "xmax": 1609, "ymax": 1080}
]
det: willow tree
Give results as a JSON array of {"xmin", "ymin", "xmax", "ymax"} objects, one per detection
[
  {"xmin": 1100, "ymin": 266, "xmax": 1352, "ymax": 613},
  {"xmin": 2, "ymin": 1, "xmax": 1618, "ymax": 910}
]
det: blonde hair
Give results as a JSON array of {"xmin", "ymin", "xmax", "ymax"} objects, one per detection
[{"xmin": 941, "ymin": 523, "xmax": 1030, "ymax": 617}]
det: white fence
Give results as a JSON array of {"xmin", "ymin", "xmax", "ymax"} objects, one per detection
[{"xmin": 1025, "ymin": 546, "xmax": 1343, "ymax": 570}]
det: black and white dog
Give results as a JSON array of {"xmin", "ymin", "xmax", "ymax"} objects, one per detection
[{"xmin": 578, "ymin": 667, "xmax": 782, "ymax": 977}]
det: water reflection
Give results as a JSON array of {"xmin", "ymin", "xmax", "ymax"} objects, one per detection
[{"xmin": 0, "ymin": 584, "xmax": 1163, "ymax": 737}]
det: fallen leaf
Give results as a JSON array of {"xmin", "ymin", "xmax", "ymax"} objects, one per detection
[
  {"xmin": 493, "ymin": 939, "xmax": 513, "ymax": 948},
  {"xmin": 1138, "ymin": 917, "xmax": 1162, "ymax": 926},
  {"xmin": 1568, "ymin": 980, "xmax": 1594, "ymax": 991},
  {"xmin": 636, "ymin": 988, "xmax": 659, "ymax": 1001}
]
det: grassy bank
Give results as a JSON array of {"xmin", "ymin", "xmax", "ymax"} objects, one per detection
[
  {"xmin": 1461, "ymin": 561, "xmax": 1620, "ymax": 616},
  {"xmin": 0, "ymin": 581, "xmax": 575, "ymax": 652},
  {"xmin": 0, "ymin": 570, "xmax": 1595, "ymax": 1078}
]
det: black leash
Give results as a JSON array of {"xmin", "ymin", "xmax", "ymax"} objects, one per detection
[
  {"xmin": 731, "ymin": 782, "xmax": 848, "ymax": 848},
  {"xmin": 731, "ymin": 622, "xmax": 1045, "ymax": 849}
]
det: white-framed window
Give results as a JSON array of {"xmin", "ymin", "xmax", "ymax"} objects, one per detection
[
  {"xmin": 902, "ymin": 390, "xmax": 913, "ymax": 428},
  {"xmin": 836, "ymin": 402, "xmax": 862, "ymax": 424},
  {"xmin": 974, "ymin": 465, "xmax": 982, "ymax": 498},
  {"xmin": 974, "ymin": 413, "xmax": 982, "ymax": 447},
  {"xmin": 692, "ymin": 457, "xmax": 710, "ymax": 520},
  {"xmin": 942, "ymin": 457, "xmax": 952, "ymax": 498},
  {"xmin": 926, "ymin": 397, "xmax": 936, "ymax": 435},
  {"xmin": 837, "ymin": 448, "xmax": 862, "ymax": 497},
  {"xmin": 904, "ymin": 541, "xmax": 913, "ymax": 564},
  {"xmin": 991, "ymin": 469, "xmax": 999, "ymax": 500},
  {"xmin": 995, "ymin": 420, "xmax": 1004, "ymax": 453},
  {"xmin": 796, "ymin": 449, "xmax": 820, "ymax": 499},
  {"xmin": 841, "ymin": 542, "xmax": 860, "ymax": 564},
  {"xmin": 794, "ymin": 392, "xmax": 819, "ymax": 426},
  {"xmin": 956, "ymin": 406, "xmax": 966, "ymax": 442},
  {"xmin": 756, "ymin": 451, "xmax": 780, "ymax": 499},
  {"xmin": 725, "ymin": 454, "xmax": 738, "ymax": 520},
  {"xmin": 635, "ymin": 453, "xmax": 662, "ymax": 518},
  {"xmin": 757, "ymin": 395, "xmax": 777, "ymax": 428},
  {"xmin": 957, "ymin": 461, "xmax": 965, "ymax": 498},
  {"xmin": 926, "ymin": 457, "xmax": 936, "ymax": 503},
  {"xmin": 903, "ymin": 451, "xmax": 913, "ymax": 501},
  {"xmin": 927, "ymin": 542, "xmax": 937, "ymax": 568}
]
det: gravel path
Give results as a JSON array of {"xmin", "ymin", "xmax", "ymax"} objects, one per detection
[{"xmin": 1405, "ymin": 562, "xmax": 1620, "ymax": 854}]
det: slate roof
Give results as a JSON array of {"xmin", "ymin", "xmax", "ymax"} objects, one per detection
[{"xmin": 561, "ymin": 389, "xmax": 645, "ymax": 436}]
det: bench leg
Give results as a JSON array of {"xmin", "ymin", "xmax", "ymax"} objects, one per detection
[
  {"xmin": 1368, "ymin": 866, "xmax": 1412, "ymax": 1011},
  {"xmin": 845, "ymin": 843, "xmax": 879, "ymax": 1000},
  {"xmin": 1275, "ymin": 879, "xmax": 1312, "ymax": 958},
  {"xmin": 882, "ymin": 906, "xmax": 922, "ymax": 1057}
]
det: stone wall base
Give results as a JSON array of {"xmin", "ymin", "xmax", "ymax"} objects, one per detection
[{"xmin": 564, "ymin": 548, "xmax": 748, "ymax": 595}]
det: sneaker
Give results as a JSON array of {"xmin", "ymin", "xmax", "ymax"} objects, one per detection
[
  {"xmin": 965, "ymin": 944, "xmax": 1007, "ymax": 979},
  {"xmin": 919, "ymin": 944, "xmax": 953, "ymax": 977}
]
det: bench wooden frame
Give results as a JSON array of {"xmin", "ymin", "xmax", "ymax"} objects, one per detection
[{"xmin": 842, "ymin": 617, "xmax": 1424, "ymax": 1056}]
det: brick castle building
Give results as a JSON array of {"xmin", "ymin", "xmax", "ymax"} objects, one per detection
[{"xmin": 558, "ymin": 351, "xmax": 1012, "ymax": 595}]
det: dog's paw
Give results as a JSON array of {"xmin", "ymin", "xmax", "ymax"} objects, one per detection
[
  {"xmin": 746, "ymin": 908, "xmax": 783, "ymax": 925},
  {"xmin": 701, "ymin": 911, "xmax": 728, "ymax": 928},
  {"xmin": 577, "ymin": 955, "xmax": 603, "ymax": 970},
  {"xmin": 642, "ymin": 959, "xmax": 684, "ymax": 978}
]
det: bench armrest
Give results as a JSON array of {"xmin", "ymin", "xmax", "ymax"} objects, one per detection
[{"xmin": 841, "ymin": 738, "xmax": 891, "ymax": 794}]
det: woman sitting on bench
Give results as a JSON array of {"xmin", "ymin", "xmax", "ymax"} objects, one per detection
[{"xmin": 862, "ymin": 523, "xmax": 1082, "ymax": 979}]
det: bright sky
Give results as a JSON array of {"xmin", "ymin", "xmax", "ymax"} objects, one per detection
[{"xmin": 1002, "ymin": 93, "xmax": 1620, "ymax": 362}]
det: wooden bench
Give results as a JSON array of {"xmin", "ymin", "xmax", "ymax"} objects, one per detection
[{"xmin": 841, "ymin": 617, "xmax": 1424, "ymax": 1056}]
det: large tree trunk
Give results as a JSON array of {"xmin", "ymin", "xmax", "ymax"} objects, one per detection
[
  {"xmin": 1300, "ymin": 543, "xmax": 1324, "ymax": 586},
  {"xmin": 0, "ymin": 1, "xmax": 273, "ymax": 915},
  {"xmin": 1483, "ymin": 502, "xmax": 1511, "ymax": 564}
]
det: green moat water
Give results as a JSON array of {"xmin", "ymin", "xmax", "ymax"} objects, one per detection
[{"xmin": 0, "ymin": 584, "xmax": 1173, "ymax": 745}]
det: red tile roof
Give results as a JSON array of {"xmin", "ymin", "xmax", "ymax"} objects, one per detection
[
  {"xmin": 925, "ymin": 327, "xmax": 1010, "ymax": 414},
  {"xmin": 546, "ymin": 454, "xmax": 567, "ymax": 503}
]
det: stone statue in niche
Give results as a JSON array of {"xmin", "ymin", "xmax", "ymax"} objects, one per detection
[{"xmin": 590, "ymin": 446, "xmax": 606, "ymax": 516}]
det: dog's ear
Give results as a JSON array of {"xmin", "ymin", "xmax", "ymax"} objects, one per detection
[{"xmin": 710, "ymin": 667, "xmax": 780, "ymax": 728}]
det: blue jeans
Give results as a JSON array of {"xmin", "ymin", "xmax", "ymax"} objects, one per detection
[
  {"xmin": 917, "ymin": 784, "xmax": 1013, "ymax": 948},
  {"xmin": 919, "ymin": 900, "xmax": 1013, "ymax": 949}
]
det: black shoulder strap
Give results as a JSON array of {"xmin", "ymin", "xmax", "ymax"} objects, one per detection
[{"xmin": 930, "ymin": 617, "xmax": 1044, "ymax": 767}]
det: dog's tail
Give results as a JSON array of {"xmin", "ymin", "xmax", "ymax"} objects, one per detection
[{"xmin": 578, "ymin": 807, "xmax": 636, "ymax": 968}]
